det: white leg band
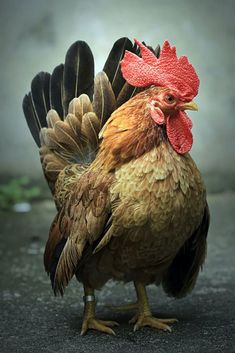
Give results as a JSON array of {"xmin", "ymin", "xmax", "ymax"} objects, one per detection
[{"xmin": 83, "ymin": 295, "xmax": 96, "ymax": 303}]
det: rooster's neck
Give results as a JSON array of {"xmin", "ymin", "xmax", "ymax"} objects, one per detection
[{"xmin": 91, "ymin": 91, "xmax": 167, "ymax": 173}]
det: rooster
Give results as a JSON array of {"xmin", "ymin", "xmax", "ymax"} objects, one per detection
[{"xmin": 23, "ymin": 37, "xmax": 209, "ymax": 335}]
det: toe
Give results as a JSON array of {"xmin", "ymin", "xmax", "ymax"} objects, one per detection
[
  {"xmin": 158, "ymin": 318, "xmax": 178, "ymax": 324},
  {"xmin": 98, "ymin": 320, "xmax": 119, "ymax": 327},
  {"xmin": 90, "ymin": 320, "xmax": 116, "ymax": 335},
  {"xmin": 132, "ymin": 316, "xmax": 177, "ymax": 332},
  {"xmin": 129, "ymin": 313, "xmax": 139, "ymax": 324}
]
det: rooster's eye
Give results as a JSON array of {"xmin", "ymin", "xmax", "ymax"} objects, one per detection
[{"xmin": 164, "ymin": 94, "xmax": 175, "ymax": 104}]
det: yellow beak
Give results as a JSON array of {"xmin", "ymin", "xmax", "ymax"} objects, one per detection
[{"xmin": 178, "ymin": 101, "xmax": 198, "ymax": 111}]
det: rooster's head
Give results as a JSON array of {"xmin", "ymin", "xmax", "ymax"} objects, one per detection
[{"xmin": 121, "ymin": 39, "xmax": 200, "ymax": 155}]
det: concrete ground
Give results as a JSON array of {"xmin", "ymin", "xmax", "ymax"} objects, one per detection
[{"xmin": 0, "ymin": 192, "xmax": 235, "ymax": 353}]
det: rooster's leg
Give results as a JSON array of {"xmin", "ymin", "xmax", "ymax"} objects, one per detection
[
  {"xmin": 130, "ymin": 281, "xmax": 178, "ymax": 332},
  {"xmin": 80, "ymin": 285, "xmax": 119, "ymax": 336}
]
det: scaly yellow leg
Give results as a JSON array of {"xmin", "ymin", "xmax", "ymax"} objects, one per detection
[
  {"xmin": 130, "ymin": 281, "xmax": 178, "ymax": 332},
  {"xmin": 80, "ymin": 285, "xmax": 119, "ymax": 336}
]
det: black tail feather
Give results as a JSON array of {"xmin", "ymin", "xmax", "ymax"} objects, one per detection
[
  {"xmin": 154, "ymin": 44, "xmax": 161, "ymax": 58},
  {"xmin": 103, "ymin": 37, "xmax": 138, "ymax": 98},
  {"xmin": 31, "ymin": 72, "xmax": 51, "ymax": 128},
  {"xmin": 50, "ymin": 64, "xmax": 64, "ymax": 119},
  {"xmin": 23, "ymin": 38, "xmax": 161, "ymax": 148},
  {"xmin": 48, "ymin": 237, "xmax": 67, "ymax": 295},
  {"xmin": 63, "ymin": 41, "xmax": 94, "ymax": 116},
  {"xmin": 116, "ymin": 83, "xmax": 141, "ymax": 108},
  {"xmin": 22, "ymin": 93, "xmax": 41, "ymax": 147}
]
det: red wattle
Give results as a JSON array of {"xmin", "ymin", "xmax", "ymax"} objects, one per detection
[{"xmin": 166, "ymin": 111, "xmax": 193, "ymax": 154}]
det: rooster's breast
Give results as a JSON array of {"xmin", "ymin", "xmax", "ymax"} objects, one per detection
[{"xmin": 105, "ymin": 142, "xmax": 206, "ymax": 283}]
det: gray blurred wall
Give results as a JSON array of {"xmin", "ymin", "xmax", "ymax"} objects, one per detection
[{"xmin": 0, "ymin": 0, "xmax": 234, "ymax": 191}]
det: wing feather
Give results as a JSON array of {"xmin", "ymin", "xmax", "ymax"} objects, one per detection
[
  {"xmin": 44, "ymin": 171, "xmax": 113, "ymax": 295},
  {"xmin": 162, "ymin": 202, "xmax": 210, "ymax": 298}
]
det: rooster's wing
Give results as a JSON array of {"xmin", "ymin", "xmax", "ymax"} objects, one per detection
[
  {"xmin": 162, "ymin": 202, "xmax": 210, "ymax": 298},
  {"xmin": 44, "ymin": 170, "xmax": 114, "ymax": 295}
]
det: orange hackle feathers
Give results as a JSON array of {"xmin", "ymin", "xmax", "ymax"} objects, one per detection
[{"xmin": 91, "ymin": 89, "xmax": 164, "ymax": 173}]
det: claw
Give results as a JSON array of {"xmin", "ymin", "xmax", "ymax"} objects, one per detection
[
  {"xmin": 164, "ymin": 325, "xmax": 172, "ymax": 333},
  {"xmin": 98, "ymin": 320, "xmax": 119, "ymax": 327},
  {"xmin": 129, "ymin": 313, "xmax": 139, "ymax": 324}
]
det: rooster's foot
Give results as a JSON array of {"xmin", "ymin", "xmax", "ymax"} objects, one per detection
[
  {"xmin": 132, "ymin": 281, "xmax": 178, "ymax": 332},
  {"xmin": 130, "ymin": 315, "xmax": 178, "ymax": 332},
  {"xmin": 80, "ymin": 317, "xmax": 119, "ymax": 335},
  {"xmin": 81, "ymin": 285, "xmax": 119, "ymax": 335}
]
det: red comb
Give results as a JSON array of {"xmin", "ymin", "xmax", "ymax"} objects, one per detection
[{"xmin": 120, "ymin": 39, "xmax": 200, "ymax": 100}]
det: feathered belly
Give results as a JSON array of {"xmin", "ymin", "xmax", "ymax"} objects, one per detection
[
  {"xmin": 104, "ymin": 143, "xmax": 206, "ymax": 282},
  {"xmin": 80, "ymin": 144, "xmax": 206, "ymax": 288},
  {"xmin": 107, "ymin": 201, "xmax": 201, "ymax": 283}
]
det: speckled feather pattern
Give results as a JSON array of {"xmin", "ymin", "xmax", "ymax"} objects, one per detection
[
  {"xmin": 49, "ymin": 141, "xmax": 206, "ymax": 292},
  {"xmin": 45, "ymin": 86, "xmax": 207, "ymax": 294},
  {"xmin": 82, "ymin": 142, "xmax": 206, "ymax": 287}
]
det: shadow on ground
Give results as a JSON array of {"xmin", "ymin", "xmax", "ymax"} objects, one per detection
[{"xmin": 0, "ymin": 193, "xmax": 235, "ymax": 353}]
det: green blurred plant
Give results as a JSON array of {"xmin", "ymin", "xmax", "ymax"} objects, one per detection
[{"xmin": 0, "ymin": 177, "xmax": 41, "ymax": 211}]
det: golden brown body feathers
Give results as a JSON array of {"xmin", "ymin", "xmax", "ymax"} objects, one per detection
[
  {"xmin": 23, "ymin": 38, "xmax": 208, "ymax": 300},
  {"xmin": 45, "ymin": 90, "xmax": 207, "ymax": 295},
  {"xmin": 23, "ymin": 38, "xmax": 209, "ymax": 335}
]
